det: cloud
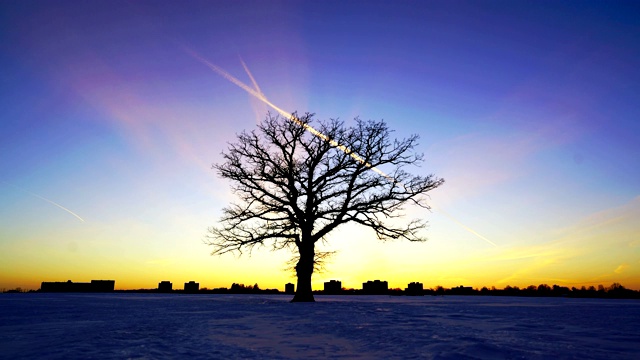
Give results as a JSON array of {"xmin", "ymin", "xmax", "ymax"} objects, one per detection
[
  {"xmin": 614, "ymin": 263, "xmax": 629, "ymax": 274},
  {"xmin": 461, "ymin": 195, "xmax": 640, "ymax": 287},
  {"xmin": 555, "ymin": 195, "xmax": 640, "ymax": 242}
]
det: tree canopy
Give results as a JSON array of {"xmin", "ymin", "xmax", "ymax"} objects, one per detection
[{"xmin": 207, "ymin": 112, "xmax": 443, "ymax": 301}]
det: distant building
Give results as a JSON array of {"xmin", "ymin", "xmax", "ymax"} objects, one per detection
[
  {"xmin": 184, "ymin": 281, "xmax": 199, "ymax": 293},
  {"xmin": 285, "ymin": 283, "xmax": 295, "ymax": 294},
  {"xmin": 363, "ymin": 280, "xmax": 388, "ymax": 295},
  {"xmin": 324, "ymin": 280, "xmax": 342, "ymax": 295},
  {"xmin": 40, "ymin": 280, "xmax": 115, "ymax": 292},
  {"xmin": 90, "ymin": 280, "xmax": 116, "ymax": 292},
  {"xmin": 158, "ymin": 281, "xmax": 173, "ymax": 292},
  {"xmin": 405, "ymin": 282, "xmax": 424, "ymax": 296},
  {"xmin": 450, "ymin": 285, "xmax": 474, "ymax": 295},
  {"xmin": 405, "ymin": 282, "xmax": 424, "ymax": 295}
]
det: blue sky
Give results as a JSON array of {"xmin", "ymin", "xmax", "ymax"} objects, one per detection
[{"xmin": 1, "ymin": 0, "xmax": 639, "ymax": 290}]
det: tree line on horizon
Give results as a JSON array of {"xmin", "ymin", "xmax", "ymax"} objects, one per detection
[
  {"xmin": 421, "ymin": 282, "xmax": 639, "ymax": 299},
  {"xmin": 3, "ymin": 282, "xmax": 639, "ymax": 299},
  {"xmin": 323, "ymin": 282, "xmax": 639, "ymax": 299}
]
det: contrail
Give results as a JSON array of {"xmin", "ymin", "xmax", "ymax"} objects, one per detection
[
  {"xmin": 184, "ymin": 48, "xmax": 383, "ymax": 174},
  {"xmin": 187, "ymin": 49, "xmax": 496, "ymax": 247},
  {"xmin": 1, "ymin": 181, "xmax": 85, "ymax": 222},
  {"xmin": 29, "ymin": 193, "xmax": 85, "ymax": 222},
  {"xmin": 430, "ymin": 204, "xmax": 497, "ymax": 247},
  {"xmin": 240, "ymin": 56, "xmax": 265, "ymax": 98}
]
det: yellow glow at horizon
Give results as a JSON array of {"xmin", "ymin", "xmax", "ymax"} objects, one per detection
[{"xmin": 3, "ymin": 220, "xmax": 638, "ymax": 290}]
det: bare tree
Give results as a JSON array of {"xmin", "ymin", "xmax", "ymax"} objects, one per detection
[{"xmin": 207, "ymin": 112, "xmax": 444, "ymax": 302}]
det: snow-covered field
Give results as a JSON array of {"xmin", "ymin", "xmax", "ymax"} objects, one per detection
[{"xmin": 1, "ymin": 293, "xmax": 639, "ymax": 359}]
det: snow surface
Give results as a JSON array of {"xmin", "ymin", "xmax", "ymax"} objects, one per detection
[{"xmin": 1, "ymin": 293, "xmax": 639, "ymax": 359}]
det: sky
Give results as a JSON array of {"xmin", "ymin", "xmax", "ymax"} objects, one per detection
[{"xmin": 1, "ymin": 0, "xmax": 639, "ymax": 291}]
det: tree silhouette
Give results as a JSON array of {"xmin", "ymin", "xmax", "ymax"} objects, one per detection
[{"xmin": 207, "ymin": 112, "xmax": 444, "ymax": 302}]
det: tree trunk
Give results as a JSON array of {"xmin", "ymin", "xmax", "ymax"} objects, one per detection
[{"xmin": 291, "ymin": 242, "xmax": 315, "ymax": 302}]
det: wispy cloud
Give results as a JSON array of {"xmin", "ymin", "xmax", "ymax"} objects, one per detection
[
  {"xmin": 614, "ymin": 263, "xmax": 629, "ymax": 274},
  {"xmin": 459, "ymin": 195, "xmax": 640, "ymax": 287}
]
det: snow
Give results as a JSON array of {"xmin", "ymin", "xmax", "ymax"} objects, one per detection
[{"xmin": 1, "ymin": 294, "xmax": 639, "ymax": 359}]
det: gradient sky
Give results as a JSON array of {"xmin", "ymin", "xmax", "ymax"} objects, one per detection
[{"xmin": 1, "ymin": 0, "xmax": 639, "ymax": 291}]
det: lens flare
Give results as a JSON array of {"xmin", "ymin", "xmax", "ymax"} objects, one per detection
[{"xmin": 186, "ymin": 48, "xmax": 496, "ymax": 247}]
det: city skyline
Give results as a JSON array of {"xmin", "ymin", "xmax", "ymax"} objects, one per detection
[
  {"xmin": 26, "ymin": 277, "xmax": 637, "ymax": 294},
  {"xmin": 1, "ymin": 1, "xmax": 639, "ymax": 291}
]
